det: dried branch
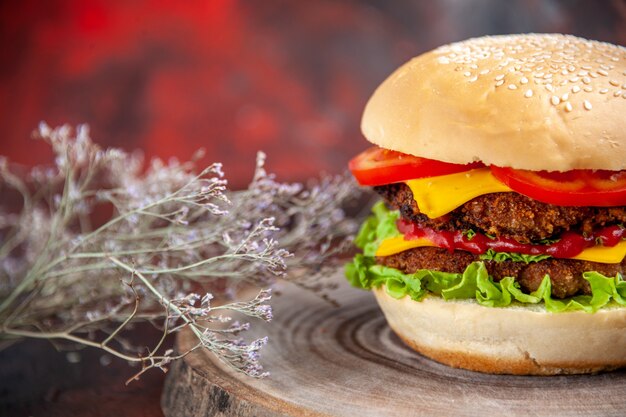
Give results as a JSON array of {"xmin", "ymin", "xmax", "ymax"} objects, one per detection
[{"xmin": 0, "ymin": 123, "xmax": 359, "ymax": 381}]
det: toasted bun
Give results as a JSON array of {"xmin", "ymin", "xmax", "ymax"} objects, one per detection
[
  {"xmin": 373, "ymin": 287, "xmax": 626, "ymax": 375},
  {"xmin": 362, "ymin": 34, "xmax": 626, "ymax": 171}
]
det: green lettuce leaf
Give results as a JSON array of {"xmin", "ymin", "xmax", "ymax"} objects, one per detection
[
  {"xmin": 354, "ymin": 201, "xmax": 400, "ymax": 256},
  {"xmin": 479, "ymin": 248, "xmax": 551, "ymax": 263},
  {"xmin": 345, "ymin": 255, "xmax": 626, "ymax": 313},
  {"xmin": 346, "ymin": 203, "xmax": 626, "ymax": 313}
]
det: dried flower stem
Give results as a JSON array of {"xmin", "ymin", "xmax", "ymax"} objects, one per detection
[{"xmin": 0, "ymin": 123, "xmax": 359, "ymax": 381}]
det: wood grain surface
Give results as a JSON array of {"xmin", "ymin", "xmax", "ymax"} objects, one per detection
[{"xmin": 161, "ymin": 271, "xmax": 626, "ymax": 417}]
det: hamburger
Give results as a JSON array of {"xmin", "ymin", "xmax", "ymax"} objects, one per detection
[{"xmin": 345, "ymin": 34, "xmax": 626, "ymax": 375}]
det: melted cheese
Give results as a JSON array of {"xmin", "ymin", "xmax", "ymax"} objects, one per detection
[
  {"xmin": 405, "ymin": 168, "xmax": 513, "ymax": 218},
  {"xmin": 570, "ymin": 241, "xmax": 626, "ymax": 264},
  {"xmin": 375, "ymin": 236, "xmax": 626, "ymax": 264},
  {"xmin": 375, "ymin": 236, "xmax": 435, "ymax": 257}
]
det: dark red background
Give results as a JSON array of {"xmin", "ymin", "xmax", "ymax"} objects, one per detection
[
  {"xmin": 1, "ymin": 1, "xmax": 626, "ymax": 416},
  {"xmin": 1, "ymin": 0, "xmax": 625, "ymax": 187}
]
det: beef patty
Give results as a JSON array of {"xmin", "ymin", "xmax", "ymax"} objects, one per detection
[
  {"xmin": 378, "ymin": 246, "xmax": 625, "ymax": 299},
  {"xmin": 375, "ymin": 183, "xmax": 626, "ymax": 243}
]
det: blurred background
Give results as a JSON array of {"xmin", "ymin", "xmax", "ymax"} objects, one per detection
[{"xmin": 1, "ymin": 0, "xmax": 625, "ymax": 188}]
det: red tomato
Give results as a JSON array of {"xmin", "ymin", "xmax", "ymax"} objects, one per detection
[
  {"xmin": 490, "ymin": 167, "xmax": 626, "ymax": 206},
  {"xmin": 348, "ymin": 147, "xmax": 483, "ymax": 186}
]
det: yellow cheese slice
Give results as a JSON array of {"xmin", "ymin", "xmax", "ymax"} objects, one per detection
[
  {"xmin": 376, "ymin": 236, "xmax": 626, "ymax": 264},
  {"xmin": 569, "ymin": 240, "xmax": 626, "ymax": 264},
  {"xmin": 375, "ymin": 236, "xmax": 436, "ymax": 257},
  {"xmin": 405, "ymin": 168, "xmax": 513, "ymax": 218}
]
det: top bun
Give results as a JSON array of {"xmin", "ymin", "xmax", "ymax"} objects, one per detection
[{"xmin": 362, "ymin": 34, "xmax": 626, "ymax": 171}]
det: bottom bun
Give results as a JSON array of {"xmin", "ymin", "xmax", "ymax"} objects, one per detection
[{"xmin": 372, "ymin": 287, "xmax": 626, "ymax": 375}]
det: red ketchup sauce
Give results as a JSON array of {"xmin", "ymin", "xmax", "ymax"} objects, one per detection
[{"xmin": 397, "ymin": 219, "xmax": 625, "ymax": 259}]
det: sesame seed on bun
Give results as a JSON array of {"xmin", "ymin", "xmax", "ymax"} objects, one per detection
[{"xmin": 362, "ymin": 34, "xmax": 626, "ymax": 171}]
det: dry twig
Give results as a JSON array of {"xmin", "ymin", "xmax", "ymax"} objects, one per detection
[{"xmin": 0, "ymin": 123, "xmax": 358, "ymax": 381}]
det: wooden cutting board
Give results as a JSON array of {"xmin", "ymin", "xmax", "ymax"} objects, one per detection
[{"xmin": 161, "ymin": 272, "xmax": 626, "ymax": 417}]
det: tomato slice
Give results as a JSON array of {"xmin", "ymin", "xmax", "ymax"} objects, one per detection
[
  {"xmin": 349, "ymin": 147, "xmax": 483, "ymax": 186},
  {"xmin": 490, "ymin": 166, "xmax": 626, "ymax": 206}
]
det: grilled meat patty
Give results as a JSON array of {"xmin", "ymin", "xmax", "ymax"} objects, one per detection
[
  {"xmin": 379, "ymin": 246, "xmax": 626, "ymax": 298},
  {"xmin": 374, "ymin": 183, "xmax": 626, "ymax": 243},
  {"xmin": 372, "ymin": 184, "xmax": 626, "ymax": 298}
]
